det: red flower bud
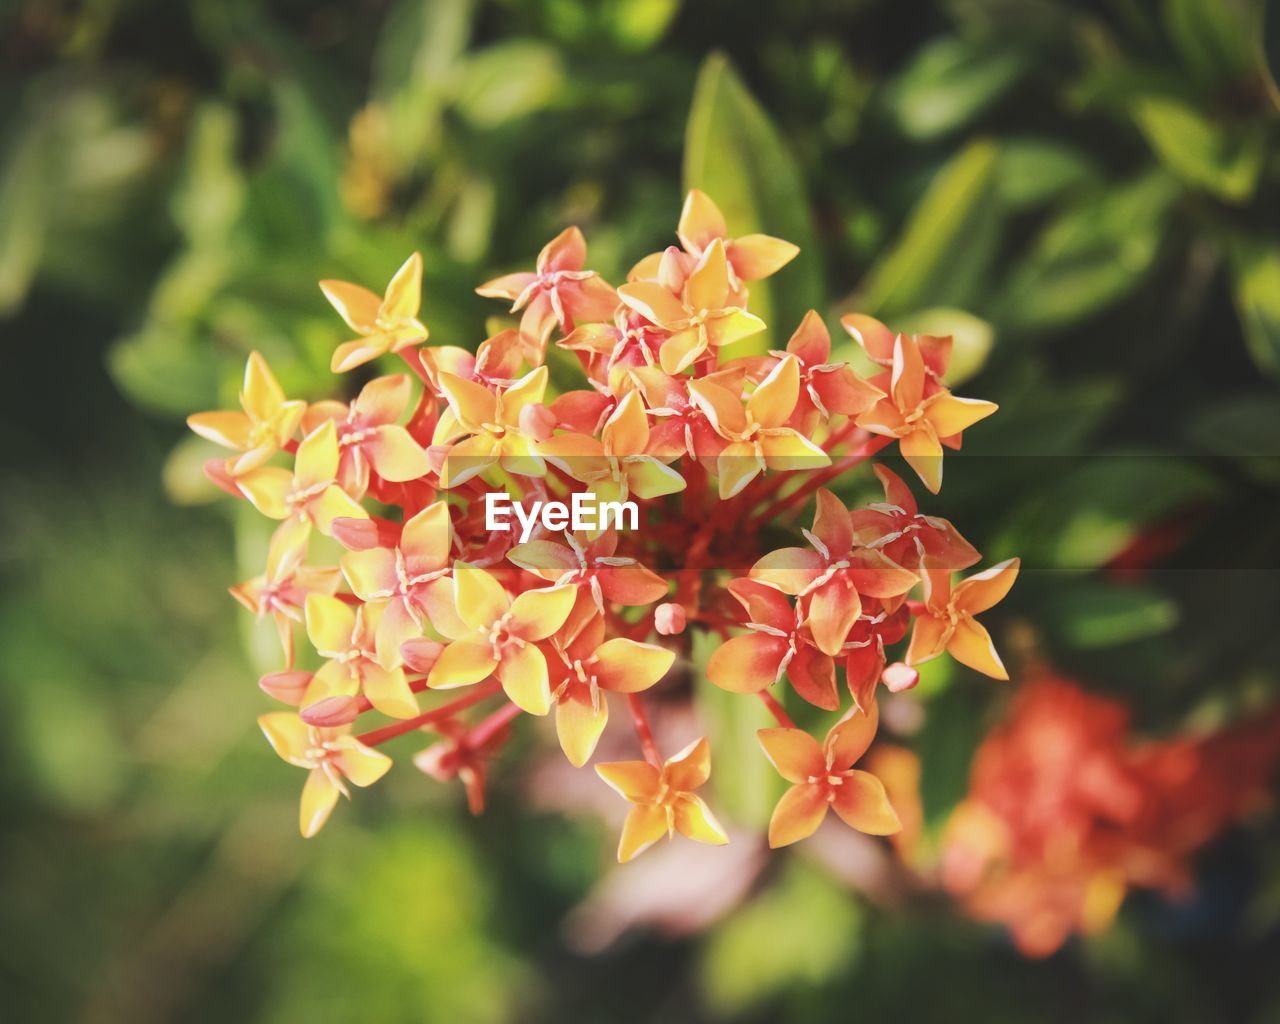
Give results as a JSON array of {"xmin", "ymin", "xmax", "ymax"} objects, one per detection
[
  {"xmin": 259, "ymin": 670, "xmax": 313, "ymax": 706},
  {"xmin": 300, "ymin": 694, "xmax": 363, "ymax": 728}
]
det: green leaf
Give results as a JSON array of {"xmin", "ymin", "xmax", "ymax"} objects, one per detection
[
  {"xmin": 887, "ymin": 35, "xmax": 1029, "ymax": 140},
  {"xmin": 684, "ymin": 52, "xmax": 820, "ymax": 348},
  {"xmin": 700, "ymin": 862, "xmax": 862, "ymax": 1016},
  {"xmin": 1188, "ymin": 394, "xmax": 1280, "ymax": 482},
  {"xmin": 453, "ymin": 41, "xmax": 564, "ymax": 128},
  {"xmin": 997, "ymin": 172, "xmax": 1175, "ymax": 332},
  {"xmin": 1229, "ymin": 238, "xmax": 1280, "ymax": 378},
  {"xmin": 993, "ymin": 455, "xmax": 1219, "ymax": 569},
  {"xmin": 1131, "ymin": 94, "xmax": 1265, "ymax": 203},
  {"xmin": 0, "ymin": 103, "xmax": 51, "ymax": 314},
  {"xmin": 1164, "ymin": 0, "xmax": 1256, "ymax": 87},
  {"xmin": 691, "ymin": 629, "xmax": 784, "ymax": 829},
  {"xmin": 855, "ymin": 140, "xmax": 1001, "ymax": 317},
  {"xmin": 1043, "ymin": 582, "xmax": 1179, "ymax": 649},
  {"xmin": 996, "ymin": 137, "xmax": 1096, "ymax": 209}
]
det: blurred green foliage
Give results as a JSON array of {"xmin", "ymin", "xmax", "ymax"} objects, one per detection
[{"xmin": 3, "ymin": 0, "xmax": 1280, "ymax": 1020}]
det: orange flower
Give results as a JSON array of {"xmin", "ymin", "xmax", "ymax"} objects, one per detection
[
  {"xmin": 235, "ymin": 420, "xmax": 369, "ymax": 536},
  {"xmin": 507, "ymin": 529, "xmax": 668, "ymax": 612},
  {"xmin": 319, "ymin": 252, "xmax": 428, "ymax": 373},
  {"xmin": 848, "ymin": 464, "xmax": 980, "ymax": 573},
  {"xmin": 301, "ymin": 374, "xmax": 430, "ymax": 497},
  {"xmin": 618, "ymin": 239, "xmax": 765, "ymax": 373},
  {"xmin": 303, "ymin": 593, "xmax": 418, "ymax": 719},
  {"xmin": 750, "ymin": 489, "xmax": 918, "ymax": 656},
  {"xmin": 770, "ymin": 311, "xmax": 883, "ymax": 431},
  {"xmin": 688, "ymin": 354, "xmax": 830, "ymax": 497},
  {"xmin": 426, "ymin": 563, "xmax": 576, "ymax": 715},
  {"xmin": 259, "ymin": 712, "xmax": 392, "ymax": 837},
  {"xmin": 230, "ymin": 517, "xmax": 341, "ymax": 666},
  {"xmin": 758, "ymin": 707, "xmax": 900, "ymax": 847},
  {"xmin": 433, "ymin": 367, "xmax": 549, "ymax": 487},
  {"xmin": 595, "ymin": 737, "xmax": 728, "ymax": 861},
  {"xmin": 906, "ymin": 558, "xmax": 1020, "ymax": 679},
  {"xmin": 340, "ymin": 500, "xmax": 453, "ymax": 668},
  {"xmin": 187, "ymin": 351, "xmax": 306, "ymax": 476},
  {"xmin": 707, "ymin": 578, "xmax": 841, "ymax": 710},
  {"xmin": 539, "ymin": 390, "xmax": 685, "ymax": 505},
  {"xmin": 630, "ymin": 189, "xmax": 800, "ymax": 297},
  {"xmin": 549, "ymin": 612, "xmax": 675, "ymax": 766},
  {"xmin": 476, "ymin": 227, "xmax": 618, "ymax": 356},
  {"xmin": 848, "ymin": 325, "xmax": 996, "ymax": 493}
]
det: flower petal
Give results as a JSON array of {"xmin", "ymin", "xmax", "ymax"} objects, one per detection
[
  {"xmin": 427, "ymin": 639, "xmax": 499, "ymax": 689},
  {"xmin": 401, "ymin": 501, "xmax": 453, "ymax": 572},
  {"xmin": 728, "ymin": 233, "xmax": 800, "ymax": 280},
  {"xmin": 826, "ymin": 703, "xmax": 880, "ymax": 771},
  {"xmin": 673, "ymin": 794, "xmax": 729, "ymax": 845},
  {"xmin": 899, "ymin": 425, "xmax": 944, "ymax": 494},
  {"xmin": 830, "ymin": 770, "xmax": 900, "ymax": 835},
  {"xmin": 453, "ymin": 562, "xmax": 510, "ymax": 629},
  {"xmin": 381, "ymin": 251, "xmax": 423, "ymax": 321},
  {"xmin": 305, "ymin": 594, "xmax": 356, "ymax": 654},
  {"xmin": 595, "ymin": 759, "xmax": 662, "ymax": 803},
  {"xmin": 750, "ymin": 547, "xmax": 826, "ymax": 595},
  {"xmin": 757, "ymin": 728, "xmax": 826, "ymax": 782},
  {"xmin": 593, "ymin": 638, "xmax": 674, "ymax": 693},
  {"xmin": 319, "ymin": 279, "xmax": 381, "ymax": 333},
  {"xmin": 787, "ymin": 645, "xmax": 839, "ymax": 710},
  {"xmin": 497, "ymin": 642, "xmax": 552, "ymax": 715},
  {"xmin": 330, "ymin": 736, "xmax": 393, "ymax": 787},
  {"xmin": 707, "ymin": 632, "xmax": 788, "ymax": 693},
  {"xmin": 236, "ymin": 467, "xmax": 292, "ymax": 519},
  {"xmin": 361, "ymin": 664, "xmax": 418, "ymax": 719},
  {"xmin": 601, "ymin": 390, "xmax": 649, "ymax": 457},
  {"xmin": 947, "ymin": 618, "xmax": 1008, "ymax": 679},
  {"xmin": 258, "ymin": 712, "xmax": 312, "ymax": 766},
  {"xmin": 747, "ymin": 354, "xmax": 800, "ymax": 429},
  {"xmin": 806, "ymin": 576, "xmax": 862, "ymax": 656},
  {"xmin": 758, "ymin": 429, "xmax": 830, "ymax": 471},
  {"xmin": 664, "ymin": 736, "xmax": 712, "ymax": 790},
  {"xmin": 768, "ymin": 783, "xmax": 829, "ymax": 847},
  {"xmin": 677, "ymin": 189, "xmax": 727, "ymax": 253},
  {"xmin": 905, "ymin": 613, "xmax": 950, "ymax": 666},
  {"xmin": 555, "ymin": 688, "xmax": 609, "ymax": 767},
  {"xmin": 596, "ymin": 561, "xmax": 669, "ymax": 604},
  {"xmin": 300, "ymin": 769, "xmax": 342, "ymax": 838},
  {"xmin": 924, "ymin": 393, "xmax": 998, "ymax": 438},
  {"xmin": 187, "ymin": 410, "xmax": 252, "ymax": 450},
  {"xmin": 365, "ymin": 425, "xmax": 430, "ymax": 482},
  {"xmin": 952, "ymin": 558, "xmax": 1020, "ymax": 615},
  {"xmin": 617, "ymin": 803, "xmax": 669, "ymax": 862}
]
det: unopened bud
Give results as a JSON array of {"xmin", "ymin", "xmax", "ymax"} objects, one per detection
[
  {"xmin": 654, "ymin": 602, "xmax": 687, "ymax": 635},
  {"xmin": 259, "ymin": 670, "xmax": 313, "ymax": 706},
  {"xmin": 519, "ymin": 403, "xmax": 557, "ymax": 442},
  {"xmin": 401, "ymin": 638, "xmax": 444, "ymax": 674},
  {"xmin": 300, "ymin": 694, "xmax": 362, "ymax": 728},
  {"xmin": 881, "ymin": 662, "xmax": 919, "ymax": 694}
]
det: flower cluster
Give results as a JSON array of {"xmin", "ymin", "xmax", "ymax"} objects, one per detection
[
  {"xmin": 941, "ymin": 674, "xmax": 1280, "ymax": 956},
  {"xmin": 190, "ymin": 192, "xmax": 1014, "ymax": 854}
]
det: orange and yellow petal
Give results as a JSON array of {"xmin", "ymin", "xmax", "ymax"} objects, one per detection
[
  {"xmin": 830, "ymin": 770, "xmax": 901, "ymax": 835},
  {"xmin": 595, "ymin": 759, "xmax": 663, "ymax": 804},
  {"xmin": 300, "ymin": 768, "xmax": 343, "ymax": 838},
  {"xmin": 673, "ymin": 795, "xmax": 729, "ymax": 846},
  {"xmin": 767, "ymin": 783, "xmax": 829, "ymax": 847},
  {"xmin": 428, "ymin": 639, "xmax": 499, "ymax": 689},
  {"xmin": 555, "ymin": 689, "xmax": 609, "ymax": 768},
  {"xmin": 947, "ymin": 617, "xmax": 1008, "ymax": 680},
  {"xmin": 617, "ymin": 802, "xmax": 669, "ymax": 862},
  {"xmin": 593, "ymin": 638, "xmax": 674, "ymax": 693},
  {"xmin": 707, "ymin": 632, "xmax": 788, "ymax": 693},
  {"xmin": 453, "ymin": 562, "xmax": 511, "ymax": 630},
  {"xmin": 496, "ymin": 642, "xmax": 552, "ymax": 715}
]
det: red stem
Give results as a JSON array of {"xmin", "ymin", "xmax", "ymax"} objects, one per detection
[
  {"xmin": 627, "ymin": 693, "xmax": 661, "ymax": 766},
  {"xmin": 356, "ymin": 679, "xmax": 501, "ymax": 747},
  {"xmin": 759, "ymin": 690, "xmax": 795, "ymax": 728},
  {"xmin": 748, "ymin": 435, "xmax": 892, "ymax": 528},
  {"xmin": 468, "ymin": 701, "xmax": 523, "ymax": 749}
]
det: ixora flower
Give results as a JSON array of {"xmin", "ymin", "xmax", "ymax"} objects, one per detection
[{"xmin": 194, "ymin": 191, "xmax": 1017, "ymax": 849}]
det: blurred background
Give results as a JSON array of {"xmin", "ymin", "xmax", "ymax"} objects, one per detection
[{"xmin": 3, "ymin": 0, "xmax": 1280, "ymax": 1020}]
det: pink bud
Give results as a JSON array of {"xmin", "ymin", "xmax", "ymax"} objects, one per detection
[
  {"xmin": 259, "ymin": 670, "xmax": 313, "ymax": 706},
  {"xmin": 518, "ymin": 403, "xmax": 557, "ymax": 442},
  {"xmin": 300, "ymin": 694, "xmax": 362, "ymax": 728},
  {"xmin": 881, "ymin": 662, "xmax": 919, "ymax": 694},
  {"xmin": 654, "ymin": 602, "xmax": 687, "ymax": 635},
  {"xmin": 401, "ymin": 638, "xmax": 445, "ymax": 674}
]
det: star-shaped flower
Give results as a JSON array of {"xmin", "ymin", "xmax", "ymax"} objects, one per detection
[
  {"xmin": 434, "ymin": 367, "xmax": 550, "ymax": 487},
  {"xmin": 304, "ymin": 594, "xmax": 418, "ymax": 719},
  {"xmin": 427, "ymin": 563, "xmax": 577, "ymax": 715},
  {"xmin": 235, "ymin": 420, "xmax": 369, "ymax": 537},
  {"xmin": 188, "ymin": 351, "xmax": 307, "ymax": 476},
  {"xmin": 540, "ymin": 390, "xmax": 685, "ymax": 506},
  {"xmin": 476, "ymin": 227, "xmax": 618, "ymax": 356},
  {"xmin": 906, "ymin": 558, "xmax": 1020, "ymax": 679},
  {"xmin": 230, "ymin": 517, "xmax": 341, "ymax": 666},
  {"xmin": 618, "ymin": 239, "xmax": 766, "ymax": 374},
  {"xmin": 259, "ymin": 712, "xmax": 392, "ymax": 837},
  {"xmin": 758, "ymin": 707, "xmax": 900, "ymax": 847},
  {"xmin": 340, "ymin": 500, "xmax": 453, "ymax": 667},
  {"xmin": 507, "ymin": 529, "xmax": 668, "ymax": 612},
  {"xmin": 750, "ymin": 489, "xmax": 918, "ymax": 655},
  {"xmin": 320, "ymin": 252, "xmax": 428, "ymax": 373},
  {"xmin": 549, "ymin": 612, "xmax": 675, "ymax": 767},
  {"xmin": 851, "ymin": 329, "xmax": 996, "ymax": 493},
  {"xmin": 688, "ymin": 354, "xmax": 831, "ymax": 498},
  {"xmin": 848, "ymin": 464, "xmax": 980, "ymax": 573},
  {"xmin": 595, "ymin": 737, "xmax": 728, "ymax": 862},
  {"xmin": 303, "ymin": 374, "xmax": 430, "ymax": 497}
]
